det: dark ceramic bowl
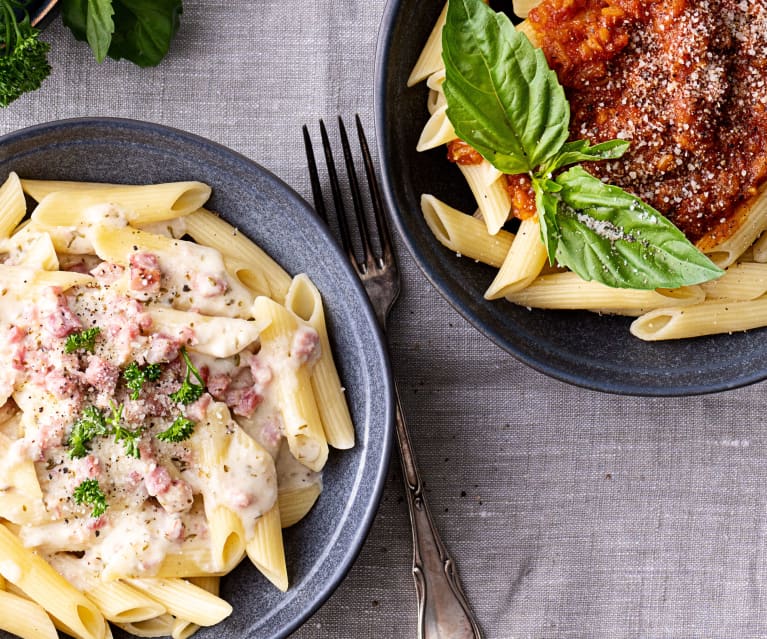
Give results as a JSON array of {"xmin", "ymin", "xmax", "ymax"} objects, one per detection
[
  {"xmin": 28, "ymin": 0, "xmax": 59, "ymax": 28},
  {"xmin": 0, "ymin": 118, "xmax": 394, "ymax": 639},
  {"xmin": 374, "ymin": 0, "xmax": 767, "ymax": 396}
]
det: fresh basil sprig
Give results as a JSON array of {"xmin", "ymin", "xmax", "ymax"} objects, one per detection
[
  {"xmin": 61, "ymin": 0, "xmax": 182, "ymax": 67},
  {"xmin": 441, "ymin": 0, "xmax": 723, "ymax": 290}
]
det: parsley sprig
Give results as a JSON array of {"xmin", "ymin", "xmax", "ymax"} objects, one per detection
[
  {"xmin": 169, "ymin": 348, "xmax": 205, "ymax": 405},
  {"xmin": 123, "ymin": 361, "xmax": 162, "ymax": 400},
  {"xmin": 107, "ymin": 401, "xmax": 142, "ymax": 458},
  {"xmin": 441, "ymin": 0, "xmax": 723, "ymax": 289},
  {"xmin": 73, "ymin": 478, "xmax": 108, "ymax": 518},
  {"xmin": 156, "ymin": 416, "xmax": 195, "ymax": 443},
  {"xmin": 67, "ymin": 405, "xmax": 110, "ymax": 458},
  {"xmin": 64, "ymin": 327, "xmax": 101, "ymax": 354},
  {"xmin": 0, "ymin": 1, "xmax": 50, "ymax": 107}
]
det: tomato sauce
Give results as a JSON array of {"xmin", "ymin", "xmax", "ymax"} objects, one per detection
[{"xmin": 528, "ymin": 0, "xmax": 767, "ymax": 243}]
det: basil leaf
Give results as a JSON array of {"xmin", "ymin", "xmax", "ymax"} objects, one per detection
[
  {"xmin": 533, "ymin": 177, "xmax": 560, "ymax": 265},
  {"xmin": 61, "ymin": 0, "xmax": 115, "ymax": 63},
  {"xmin": 544, "ymin": 139, "xmax": 630, "ymax": 173},
  {"xmin": 108, "ymin": 0, "xmax": 182, "ymax": 67},
  {"xmin": 551, "ymin": 167, "xmax": 723, "ymax": 289},
  {"xmin": 442, "ymin": 0, "xmax": 569, "ymax": 174}
]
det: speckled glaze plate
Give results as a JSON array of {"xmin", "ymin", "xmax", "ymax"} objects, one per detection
[
  {"xmin": 0, "ymin": 118, "xmax": 393, "ymax": 639},
  {"xmin": 374, "ymin": 0, "xmax": 767, "ymax": 396}
]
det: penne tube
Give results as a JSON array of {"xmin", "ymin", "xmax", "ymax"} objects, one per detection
[
  {"xmin": 125, "ymin": 578, "xmax": 232, "ymax": 627},
  {"xmin": 252, "ymin": 297, "xmax": 329, "ymax": 471},
  {"xmin": 699, "ymin": 262, "xmax": 767, "ymax": 301},
  {"xmin": 504, "ymin": 272, "xmax": 705, "ymax": 314},
  {"xmin": 698, "ymin": 185, "xmax": 767, "ymax": 268},
  {"xmin": 484, "ymin": 217, "xmax": 547, "ymax": 299},
  {"xmin": 184, "ymin": 208, "xmax": 292, "ymax": 303},
  {"xmin": 416, "ymin": 104, "xmax": 457, "ymax": 152},
  {"xmin": 513, "ymin": 0, "xmax": 543, "ymax": 18},
  {"xmin": 278, "ymin": 484, "xmax": 323, "ymax": 528},
  {"xmin": 0, "ymin": 525, "xmax": 105, "ymax": 639},
  {"xmin": 0, "ymin": 172, "xmax": 26, "ymax": 240},
  {"xmin": 630, "ymin": 296, "xmax": 767, "ymax": 340},
  {"xmin": 114, "ymin": 614, "xmax": 175, "ymax": 638},
  {"xmin": 170, "ymin": 577, "xmax": 220, "ymax": 639},
  {"xmin": 0, "ymin": 588, "xmax": 58, "ymax": 639},
  {"xmin": 246, "ymin": 505, "xmax": 288, "ymax": 592},
  {"xmin": 407, "ymin": 2, "xmax": 448, "ymax": 87},
  {"xmin": 458, "ymin": 162, "xmax": 511, "ymax": 235},
  {"xmin": 21, "ymin": 180, "xmax": 211, "ymax": 223},
  {"xmin": 285, "ymin": 275, "xmax": 354, "ymax": 449},
  {"xmin": 421, "ymin": 194, "xmax": 515, "ymax": 268},
  {"xmin": 147, "ymin": 307, "xmax": 267, "ymax": 358}
]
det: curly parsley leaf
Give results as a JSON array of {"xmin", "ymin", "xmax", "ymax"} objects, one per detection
[
  {"xmin": 67, "ymin": 406, "xmax": 110, "ymax": 458},
  {"xmin": 0, "ymin": 7, "xmax": 51, "ymax": 107},
  {"xmin": 123, "ymin": 361, "xmax": 162, "ymax": 400},
  {"xmin": 156, "ymin": 415, "xmax": 195, "ymax": 443},
  {"xmin": 552, "ymin": 167, "xmax": 724, "ymax": 289},
  {"xmin": 73, "ymin": 478, "xmax": 108, "ymax": 517},
  {"xmin": 65, "ymin": 327, "xmax": 101, "ymax": 354},
  {"xmin": 169, "ymin": 348, "xmax": 205, "ymax": 405},
  {"xmin": 106, "ymin": 401, "xmax": 142, "ymax": 458},
  {"xmin": 441, "ymin": 0, "xmax": 723, "ymax": 289}
]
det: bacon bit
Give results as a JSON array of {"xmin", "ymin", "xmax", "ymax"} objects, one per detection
[
  {"xmin": 226, "ymin": 387, "xmax": 263, "ymax": 417},
  {"xmin": 230, "ymin": 492, "xmax": 252, "ymax": 509},
  {"xmin": 84, "ymin": 356, "xmax": 120, "ymax": 394},
  {"xmin": 42, "ymin": 289, "xmax": 82, "ymax": 338},
  {"xmin": 163, "ymin": 517, "xmax": 185, "ymax": 541},
  {"xmin": 145, "ymin": 464, "xmax": 172, "ymax": 496},
  {"xmin": 250, "ymin": 356, "xmax": 273, "ymax": 393},
  {"xmin": 145, "ymin": 334, "xmax": 181, "ymax": 364},
  {"xmin": 506, "ymin": 174, "xmax": 538, "ymax": 220},
  {"xmin": 291, "ymin": 326, "xmax": 320, "ymax": 365},
  {"xmin": 45, "ymin": 370, "xmax": 81, "ymax": 399},
  {"xmin": 446, "ymin": 139, "xmax": 484, "ymax": 165},
  {"xmin": 185, "ymin": 394, "xmax": 211, "ymax": 422},
  {"xmin": 82, "ymin": 455, "xmax": 102, "ymax": 479},
  {"xmin": 206, "ymin": 374, "xmax": 230, "ymax": 401},
  {"xmin": 156, "ymin": 479, "xmax": 194, "ymax": 514},
  {"xmin": 129, "ymin": 252, "xmax": 162, "ymax": 293}
]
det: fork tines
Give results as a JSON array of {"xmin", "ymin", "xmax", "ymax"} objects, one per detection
[{"xmin": 302, "ymin": 116, "xmax": 394, "ymax": 275}]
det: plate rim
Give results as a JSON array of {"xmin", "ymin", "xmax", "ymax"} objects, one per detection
[{"xmin": 0, "ymin": 115, "xmax": 396, "ymax": 638}]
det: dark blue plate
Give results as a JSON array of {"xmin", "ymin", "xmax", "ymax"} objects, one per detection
[
  {"xmin": 0, "ymin": 118, "xmax": 394, "ymax": 639},
  {"xmin": 28, "ymin": 0, "xmax": 59, "ymax": 28},
  {"xmin": 374, "ymin": 0, "xmax": 767, "ymax": 396}
]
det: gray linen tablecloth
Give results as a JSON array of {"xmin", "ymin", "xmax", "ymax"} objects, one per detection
[{"xmin": 3, "ymin": 2, "xmax": 767, "ymax": 638}]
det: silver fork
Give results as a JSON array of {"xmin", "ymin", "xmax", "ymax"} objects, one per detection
[{"xmin": 303, "ymin": 115, "xmax": 483, "ymax": 639}]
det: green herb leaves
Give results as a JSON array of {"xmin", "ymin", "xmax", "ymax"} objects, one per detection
[
  {"xmin": 67, "ymin": 405, "xmax": 110, "ymax": 458},
  {"xmin": 65, "ymin": 327, "xmax": 101, "ymax": 353},
  {"xmin": 0, "ymin": 3, "xmax": 51, "ymax": 107},
  {"xmin": 123, "ymin": 361, "xmax": 162, "ymax": 400},
  {"xmin": 73, "ymin": 478, "xmax": 108, "ymax": 517},
  {"xmin": 442, "ymin": 0, "xmax": 568, "ymax": 174},
  {"xmin": 156, "ymin": 416, "xmax": 195, "ymax": 443},
  {"xmin": 441, "ymin": 0, "xmax": 723, "ymax": 289},
  {"xmin": 169, "ymin": 348, "xmax": 205, "ymax": 405},
  {"xmin": 552, "ymin": 168, "xmax": 723, "ymax": 288},
  {"xmin": 61, "ymin": 0, "xmax": 182, "ymax": 67}
]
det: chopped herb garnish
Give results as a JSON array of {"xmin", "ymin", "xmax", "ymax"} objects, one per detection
[
  {"xmin": 64, "ymin": 327, "xmax": 101, "ymax": 354},
  {"xmin": 107, "ymin": 401, "xmax": 142, "ymax": 458},
  {"xmin": 156, "ymin": 416, "xmax": 195, "ymax": 443},
  {"xmin": 169, "ymin": 348, "xmax": 205, "ymax": 405},
  {"xmin": 73, "ymin": 478, "xmax": 108, "ymax": 518},
  {"xmin": 123, "ymin": 361, "xmax": 163, "ymax": 400},
  {"xmin": 67, "ymin": 406, "xmax": 109, "ymax": 459}
]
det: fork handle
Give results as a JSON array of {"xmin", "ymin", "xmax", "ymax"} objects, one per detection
[{"xmin": 394, "ymin": 389, "xmax": 483, "ymax": 639}]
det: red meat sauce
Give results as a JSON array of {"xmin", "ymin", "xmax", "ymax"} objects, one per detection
[{"xmin": 448, "ymin": 0, "xmax": 767, "ymax": 243}]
